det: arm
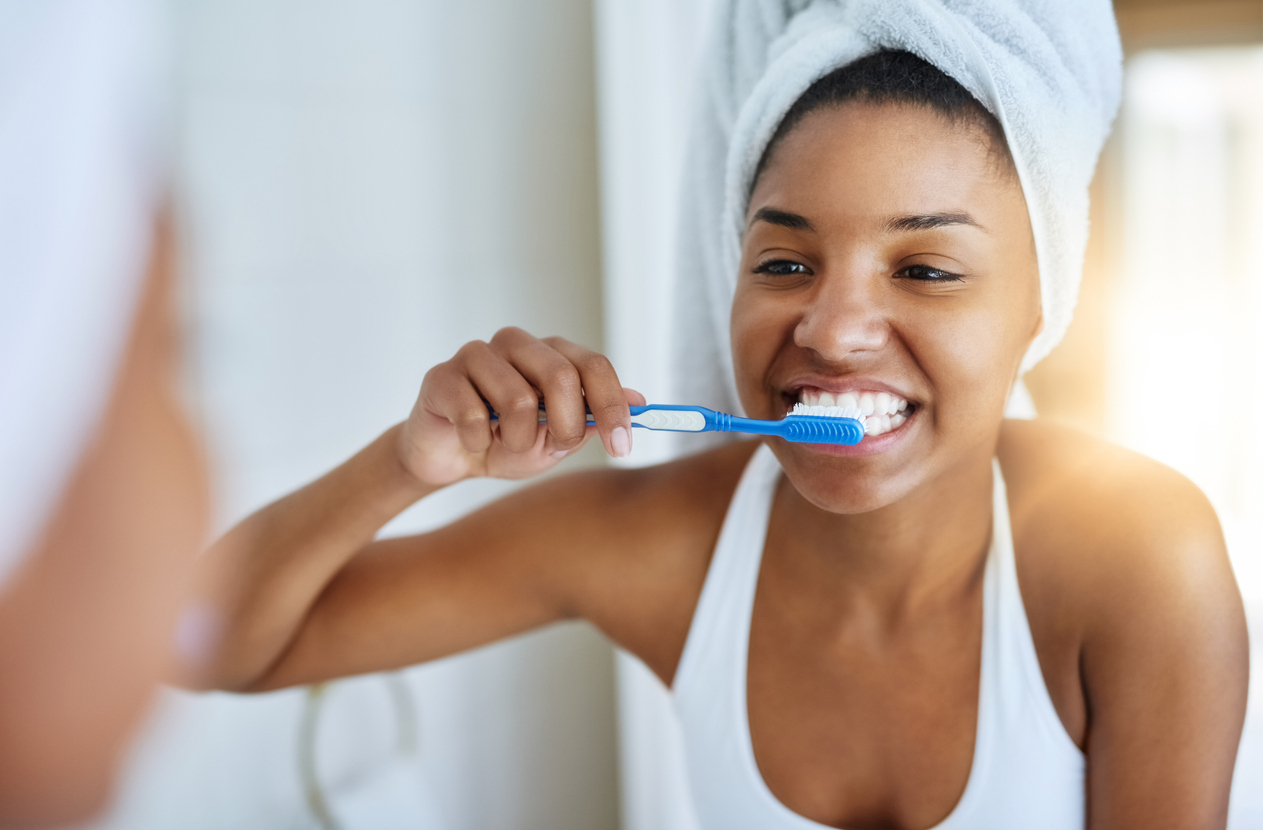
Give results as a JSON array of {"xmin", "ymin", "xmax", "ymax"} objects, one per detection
[
  {"xmin": 0, "ymin": 219, "xmax": 210, "ymax": 823},
  {"xmin": 1001, "ymin": 420, "xmax": 1248, "ymax": 829},
  {"xmin": 1081, "ymin": 469, "xmax": 1248, "ymax": 829},
  {"xmin": 184, "ymin": 328, "xmax": 645, "ymax": 692}
]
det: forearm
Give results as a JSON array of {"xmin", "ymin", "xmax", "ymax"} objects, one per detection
[{"xmin": 186, "ymin": 424, "xmax": 436, "ymax": 691}]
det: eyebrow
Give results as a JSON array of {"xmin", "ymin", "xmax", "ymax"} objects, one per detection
[
  {"xmin": 750, "ymin": 207, "xmax": 815, "ymax": 232},
  {"xmin": 750, "ymin": 207, "xmax": 985, "ymax": 235},
  {"xmin": 884, "ymin": 212, "xmax": 984, "ymax": 233}
]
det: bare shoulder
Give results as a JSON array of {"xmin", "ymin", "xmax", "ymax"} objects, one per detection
[
  {"xmin": 999, "ymin": 421, "xmax": 1248, "ymax": 818},
  {"xmin": 997, "ymin": 419, "xmax": 1246, "ymax": 724},
  {"xmin": 998, "ymin": 418, "xmax": 1231, "ymax": 597}
]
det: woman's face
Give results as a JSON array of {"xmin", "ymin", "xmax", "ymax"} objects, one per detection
[{"xmin": 732, "ymin": 101, "xmax": 1040, "ymax": 513}]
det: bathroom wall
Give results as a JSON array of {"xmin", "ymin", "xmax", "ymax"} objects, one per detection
[{"xmin": 92, "ymin": 1, "xmax": 619, "ymax": 827}]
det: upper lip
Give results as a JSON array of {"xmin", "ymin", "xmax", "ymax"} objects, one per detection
[{"xmin": 783, "ymin": 375, "xmax": 918, "ymax": 403}]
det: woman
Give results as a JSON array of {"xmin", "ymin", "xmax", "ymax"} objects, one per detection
[{"xmin": 188, "ymin": 41, "xmax": 1247, "ymax": 830}]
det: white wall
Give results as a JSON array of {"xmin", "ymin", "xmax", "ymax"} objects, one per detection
[{"xmin": 94, "ymin": 2, "xmax": 619, "ymax": 827}]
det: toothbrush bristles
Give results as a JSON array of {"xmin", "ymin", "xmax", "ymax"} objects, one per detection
[{"xmin": 787, "ymin": 402, "xmax": 866, "ymax": 423}]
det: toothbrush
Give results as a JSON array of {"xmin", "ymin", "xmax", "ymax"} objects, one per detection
[{"xmin": 487, "ymin": 401, "xmax": 866, "ymax": 446}]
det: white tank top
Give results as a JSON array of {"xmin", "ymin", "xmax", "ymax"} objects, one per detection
[{"xmin": 673, "ymin": 444, "xmax": 1085, "ymax": 829}]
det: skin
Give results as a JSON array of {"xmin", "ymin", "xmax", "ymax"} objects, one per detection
[
  {"xmin": 187, "ymin": 102, "xmax": 1248, "ymax": 830},
  {"xmin": 0, "ymin": 217, "xmax": 210, "ymax": 825}
]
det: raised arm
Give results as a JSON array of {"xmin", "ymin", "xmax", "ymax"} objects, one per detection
[{"xmin": 182, "ymin": 328, "xmax": 645, "ymax": 692}]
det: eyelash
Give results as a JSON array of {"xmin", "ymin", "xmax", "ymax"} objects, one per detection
[
  {"xmin": 895, "ymin": 264, "xmax": 965, "ymax": 283},
  {"xmin": 752, "ymin": 259, "xmax": 810, "ymax": 277},
  {"xmin": 751, "ymin": 260, "xmax": 965, "ymax": 283}
]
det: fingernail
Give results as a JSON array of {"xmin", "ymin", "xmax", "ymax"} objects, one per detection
[
  {"xmin": 611, "ymin": 426, "xmax": 631, "ymax": 458},
  {"xmin": 552, "ymin": 449, "xmax": 569, "ymax": 459}
]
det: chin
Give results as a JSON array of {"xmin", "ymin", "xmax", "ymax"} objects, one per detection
[{"xmin": 767, "ymin": 441, "xmax": 924, "ymax": 515}]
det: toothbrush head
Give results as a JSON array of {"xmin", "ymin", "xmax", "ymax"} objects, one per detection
[{"xmin": 782, "ymin": 402, "xmax": 866, "ymax": 445}]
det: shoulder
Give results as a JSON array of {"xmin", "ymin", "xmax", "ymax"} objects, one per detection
[
  {"xmin": 998, "ymin": 418, "xmax": 1229, "ymax": 595},
  {"xmin": 1000, "ymin": 422, "xmax": 1249, "ymax": 814},
  {"xmin": 997, "ymin": 417, "xmax": 1245, "ymax": 681}
]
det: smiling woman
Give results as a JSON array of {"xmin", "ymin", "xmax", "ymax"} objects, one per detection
[
  {"xmin": 732, "ymin": 56, "xmax": 1040, "ymax": 513},
  {"xmin": 184, "ymin": 11, "xmax": 1249, "ymax": 830}
]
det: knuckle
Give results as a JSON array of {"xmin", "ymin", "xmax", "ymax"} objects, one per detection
[
  {"xmin": 580, "ymin": 352, "xmax": 614, "ymax": 375},
  {"xmin": 455, "ymin": 340, "xmax": 488, "ymax": 360},
  {"xmin": 550, "ymin": 365, "xmax": 582, "ymax": 396},
  {"xmin": 421, "ymin": 363, "xmax": 444, "ymax": 387},
  {"xmin": 599, "ymin": 399, "xmax": 627, "ymax": 417},
  {"xmin": 455, "ymin": 407, "xmax": 489, "ymax": 429},
  {"xmin": 506, "ymin": 392, "xmax": 539, "ymax": 415},
  {"xmin": 491, "ymin": 326, "xmax": 527, "ymax": 346}
]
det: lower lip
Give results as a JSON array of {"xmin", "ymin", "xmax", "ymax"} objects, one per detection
[{"xmin": 795, "ymin": 408, "xmax": 917, "ymax": 457}]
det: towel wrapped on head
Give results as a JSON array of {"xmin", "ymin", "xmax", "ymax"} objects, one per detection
[{"xmin": 670, "ymin": 0, "xmax": 1122, "ymax": 418}]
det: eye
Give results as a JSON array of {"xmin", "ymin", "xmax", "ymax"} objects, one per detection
[
  {"xmin": 895, "ymin": 264, "xmax": 965, "ymax": 283},
  {"xmin": 753, "ymin": 259, "xmax": 812, "ymax": 277}
]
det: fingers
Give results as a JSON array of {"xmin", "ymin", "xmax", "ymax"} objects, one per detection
[
  {"xmin": 424, "ymin": 329, "xmax": 633, "ymax": 465},
  {"xmin": 459, "ymin": 339, "xmax": 544, "ymax": 453},
  {"xmin": 543, "ymin": 337, "xmax": 631, "ymax": 458},
  {"xmin": 492, "ymin": 329, "xmax": 588, "ymax": 453},
  {"xmin": 421, "ymin": 340, "xmax": 539, "ymax": 455},
  {"xmin": 419, "ymin": 356, "xmax": 494, "ymax": 455}
]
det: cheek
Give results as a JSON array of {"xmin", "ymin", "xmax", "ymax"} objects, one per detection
[
  {"xmin": 729, "ymin": 285, "xmax": 792, "ymax": 409},
  {"xmin": 910, "ymin": 280, "xmax": 1039, "ymax": 426}
]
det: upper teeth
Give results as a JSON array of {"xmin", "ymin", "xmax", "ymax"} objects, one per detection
[{"xmin": 797, "ymin": 388, "xmax": 911, "ymax": 437}]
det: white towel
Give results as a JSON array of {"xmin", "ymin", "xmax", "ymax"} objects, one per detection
[
  {"xmin": 670, "ymin": 0, "xmax": 1122, "ymax": 418},
  {"xmin": 0, "ymin": 0, "xmax": 168, "ymax": 587}
]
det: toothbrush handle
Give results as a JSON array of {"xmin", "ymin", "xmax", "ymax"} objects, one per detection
[
  {"xmin": 484, "ymin": 401, "xmax": 721, "ymax": 433},
  {"xmin": 627, "ymin": 405, "xmax": 719, "ymax": 433}
]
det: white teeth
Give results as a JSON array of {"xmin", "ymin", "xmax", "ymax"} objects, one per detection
[
  {"xmin": 794, "ymin": 388, "xmax": 913, "ymax": 434},
  {"xmin": 861, "ymin": 411, "xmax": 910, "ymax": 438}
]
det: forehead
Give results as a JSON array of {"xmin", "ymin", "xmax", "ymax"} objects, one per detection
[{"xmin": 748, "ymin": 102, "xmax": 1026, "ymax": 233}]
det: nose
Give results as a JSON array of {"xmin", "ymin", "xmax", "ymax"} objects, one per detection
[{"xmin": 793, "ymin": 267, "xmax": 889, "ymax": 362}]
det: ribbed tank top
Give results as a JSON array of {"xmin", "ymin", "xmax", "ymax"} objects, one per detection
[{"xmin": 673, "ymin": 444, "xmax": 1085, "ymax": 829}]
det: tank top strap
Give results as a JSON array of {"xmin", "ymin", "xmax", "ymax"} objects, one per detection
[
  {"xmin": 672, "ymin": 443, "xmax": 782, "ymax": 697},
  {"xmin": 986, "ymin": 459, "xmax": 1082, "ymax": 756}
]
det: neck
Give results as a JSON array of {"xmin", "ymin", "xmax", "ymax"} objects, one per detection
[{"xmin": 773, "ymin": 451, "xmax": 995, "ymax": 618}]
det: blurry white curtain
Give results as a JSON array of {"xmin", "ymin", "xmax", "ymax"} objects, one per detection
[{"xmin": 592, "ymin": 2, "xmax": 715, "ymax": 829}]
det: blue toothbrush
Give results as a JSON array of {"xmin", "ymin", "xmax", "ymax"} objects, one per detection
[{"xmin": 487, "ymin": 401, "xmax": 866, "ymax": 446}]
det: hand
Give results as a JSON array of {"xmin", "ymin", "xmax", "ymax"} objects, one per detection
[{"xmin": 397, "ymin": 328, "xmax": 646, "ymax": 486}]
